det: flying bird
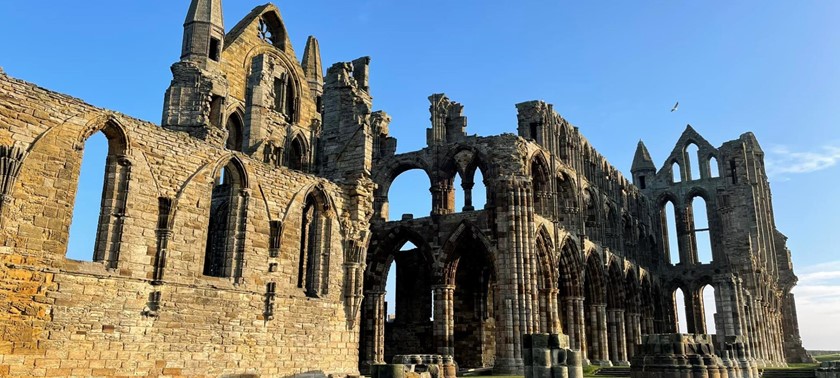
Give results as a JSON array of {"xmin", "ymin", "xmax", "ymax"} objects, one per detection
[{"xmin": 671, "ymin": 101, "xmax": 679, "ymax": 112}]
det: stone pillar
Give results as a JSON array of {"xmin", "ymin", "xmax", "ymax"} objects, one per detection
[
  {"xmin": 745, "ymin": 301, "xmax": 765, "ymax": 367},
  {"xmin": 362, "ymin": 290, "xmax": 386, "ymax": 371},
  {"xmin": 607, "ymin": 309, "xmax": 629, "ymax": 365},
  {"xmin": 494, "ymin": 180, "xmax": 540, "ymax": 375},
  {"xmin": 780, "ymin": 292, "xmax": 815, "ymax": 363},
  {"xmin": 541, "ymin": 288, "xmax": 561, "ymax": 334},
  {"xmin": 374, "ymin": 193, "xmax": 388, "ymax": 221},
  {"xmin": 462, "ymin": 179, "xmax": 474, "ymax": 211},
  {"xmin": 562, "ymin": 297, "xmax": 585, "ymax": 352},
  {"xmin": 433, "ymin": 285, "xmax": 455, "ymax": 357},
  {"xmin": 686, "ymin": 288, "xmax": 706, "ymax": 334},
  {"xmin": 597, "ymin": 304, "xmax": 611, "ymax": 366},
  {"xmin": 675, "ymin": 206, "xmax": 693, "ymax": 265}
]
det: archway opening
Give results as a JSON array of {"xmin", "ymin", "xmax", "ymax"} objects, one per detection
[
  {"xmin": 384, "ymin": 239, "xmax": 433, "ymax": 362},
  {"xmin": 531, "ymin": 157, "xmax": 551, "ymax": 217},
  {"xmin": 662, "ymin": 201, "xmax": 680, "ymax": 265},
  {"xmin": 692, "ymin": 196, "xmax": 713, "ymax": 264},
  {"xmin": 388, "ymin": 169, "xmax": 432, "ymax": 221},
  {"xmin": 674, "ymin": 288, "xmax": 688, "ymax": 334},
  {"xmin": 702, "ymin": 285, "xmax": 717, "ymax": 335},
  {"xmin": 672, "ymin": 161, "xmax": 681, "ymax": 183},
  {"xmin": 686, "ymin": 143, "xmax": 700, "ymax": 181},
  {"xmin": 449, "ymin": 231, "xmax": 496, "ymax": 369},
  {"xmin": 709, "ymin": 156, "xmax": 720, "ymax": 178},
  {"xmin": 583, "ymin": 256, "xmax": 607, "ymax": 364},
  {"xmin": 454, "ymin": 168, "xmax": 487, "ymax": 212},
  {"xmin": 67, "ymin": 131, "xmax": 109, "ymax": 262},
  {"xmin": 225, "ymin": 113, "xmax": 244, "ymax": 152},
  {"xmin": 288, "ymin": 137, "xmax": 306, "ymax": 171},
  {"xmin": 204, "ymin": 159, "xmax": 247, "ymax": 278}
]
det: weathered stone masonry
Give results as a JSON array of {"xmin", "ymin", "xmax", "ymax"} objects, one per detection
[
  {"xmin": 0, "ymin": 1, "xmax": 812, "ymax": 377},
  {"xmin": 0, "ymin": 1, "xmax": 376, "ymax": 377}
]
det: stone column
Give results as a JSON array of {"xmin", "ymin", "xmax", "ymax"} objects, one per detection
[
  {"xmin": 597, "ymin": 304, "xmax": 611, "ymax": 366},
  {"xmin": 541, "ymin": 288, "xmax": 561, "ymax": 334},
  {"xmin": 462, "ymin": 179, "xmax": 474, "ymax": 211},
  {"xmin": 493, "ymin": 180, "xmax": 540, "ymax": 375},
  {"xmin": 675, "ymin": 206, "xmax": 693, "ymax": 265},
  {"xmin": 686, "ymin": 288, "xmax": 706, "ymax": 334},
  {"xmin": 433, "ymin": 284, "xmax": 455, "ymax": 357},
  {"xmin": 608, "ymin": 309, "xmax": 628, "ymax": 365},
  {"xmin": 624, "ymin": 312, "xmax": 641, "ymax": 359},
  {"xmin": 562, "ymin": 296, "xmax": 585, "ymax": 352},
  {"xmin": 431, "ymin": 180, "xmax": 454, "ymax": 216},
  {"xmin": 362, "ymin": 290, "xmax": 386, "ymax": 371}
]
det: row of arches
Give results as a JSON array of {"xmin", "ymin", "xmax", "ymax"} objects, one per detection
[
  {"xmin": 671, "ymin": 142, "xmax": 720, "ymax": 183},
  {"xmin": 362, "ymin": 221, "xmax": 672, "ymax": 370},
  {"xmin": 65, "ymin": 122, "xmax": 330, "ymax": 296},
  {"xmin": 659, "ymin": 190, "xmax": 716, "ymax": 266}
]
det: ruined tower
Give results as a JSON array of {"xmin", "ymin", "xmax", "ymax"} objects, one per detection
[{"xmin": 162, "ymin": 0, "xmax": 229, "ymax": 141}]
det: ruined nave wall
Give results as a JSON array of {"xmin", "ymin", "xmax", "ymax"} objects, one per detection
[{"xmin": 0, "ymin": 73, "xmax": 361, "ymax": 377}]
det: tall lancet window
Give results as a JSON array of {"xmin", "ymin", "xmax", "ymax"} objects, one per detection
[
  {"xmin": 203, "ymin": 159, "xmax": 249, "ymax": 280},
  {"xmin": 298, "ymin": 190, "xmax": 332, "ymax": 297}
]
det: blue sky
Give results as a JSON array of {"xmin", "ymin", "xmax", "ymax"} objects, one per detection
[{"xmin": 2, "ymin": 1, "xmax": 838, "ymax": 349}]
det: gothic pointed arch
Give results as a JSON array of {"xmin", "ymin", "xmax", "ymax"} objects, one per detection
[
  {"xmin": 202, "ymin": 155, "xmax": 249, "ymax": 280},
  {"xmin": 296, "ymin": 184, "xmax": 335, "ymax": 297},
  {"xmin": 225, "ymin": 110, "xmax": 245, "ymax": 152},
  {"xmin": 557, "ymin": 235, "xmax": 584, "ymax": 298},
  {"xmin": 606, "ymin": 257, "xmax": 626, "ymax": 310},
  {"xmin": 287, "ymin": 132, "xmax": 309, "ymax": 171},
  {"xmin": 441, "ymin": 221, "xmax": 496, "ymax": 285},
  {"xmin": 64, "ymin": 117, "xmax": 132, "ymax": 267},
  {"xmin": 530, "ymin": 151, "xmax": 551, "ymax": 216}
]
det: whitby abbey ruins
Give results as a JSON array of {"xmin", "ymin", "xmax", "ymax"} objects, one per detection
[{"xmin": 0, "ymin": 1, "xmax": 816, "ymax": 377}]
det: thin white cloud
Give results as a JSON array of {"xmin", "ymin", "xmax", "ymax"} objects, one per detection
[
  {"xmin": 765, "ymin": 144, "xmax": 840, "ymax": 177},
  {"xmin": 791, "ymin": 260, "xmax": 840, "ymax": 349}
]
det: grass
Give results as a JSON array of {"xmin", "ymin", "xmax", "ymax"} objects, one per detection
[{"xmin": 815, "ymin": 353, "xmax": 840, "ymax": 363}]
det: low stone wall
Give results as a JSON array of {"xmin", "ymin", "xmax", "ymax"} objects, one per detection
[
  {"xmin": 631, "ymin": 333, "xmax": 753, "ymax": 378},
  {"xmin": 818, "ymin": 361, "xmax": 840, "ymax": 378},
  {"xmin": 522, "ymin": 333, "xmax": 583, "ymax": 378},
  {"xmin": 370, "ymin": 354, "xmax": 456, "ymax": 378}
]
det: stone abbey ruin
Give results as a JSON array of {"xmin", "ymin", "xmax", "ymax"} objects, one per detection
[{"xmin": 0, "ymin": 1, "xmax": 813, "ymax": 377}]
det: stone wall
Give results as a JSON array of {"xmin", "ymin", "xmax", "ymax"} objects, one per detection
[{"xmin": 0, "ymin": 69, "xmax": 363, "ymax": 377}]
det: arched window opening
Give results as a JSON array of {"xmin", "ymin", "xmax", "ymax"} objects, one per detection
[
  {"xmin": 298, "ymin": 192, "xmax": 331, "ymax": 297},
  {"xmin": 453, "ymin": 168, "xmax": 487, "ymax": 213},
  {"xmin": 382, "ymin": 238, "xmax": 433, "ymax": 360},
  {"xmin": 257, "ymin": 13, "xmax": 286, "ymax": 51},
  {"xmin": 691, "ymin": 196, "xmax": 713, "ymax": 264},
  {"xmin": 671, "ymin": 161, "xmax": 681, "ymax": 183},
  {"xmin": 674, "ymin": 288, "xmax": 688, "ymax": 334},
  {"xmin": 472, "ymin": 169, "xmax": 487, "ymax": 210},
  {"xmin": 203, "ymin": 160, "xmax": 248, "ymax": 279},
  {"xmin": 557, "ymin": 174, "xmax": 577, "ymax": 224},
  {"xmin": 68, "ymin": 132, "xmax": 108, "ymax": 262},
  {"xmin": 583, "ymin": 256, "xmax": 608, "ymax": 363},
  {"xmin": 388, "ymin": 169, "xmax": 432, "ymax": 221},
  {"xmin": 709, "ymin": 156, "xmax": 720, "ymax": 178},
  {"xmin": 285, "ymin": 76, "xmax": 296, "ymax": 122},
  {"xmin": 385, "ymin": 240, "xmax": 420, "ymax": 320},
  {"xmin": 67, "ymin": 127, "xmax": 130, "ymax": 268},
  {"xmin": 531, "ymin": 158, "xmax": 551, "ymax": 217},
  {"xmin": 702, "ymin": 285, "xmax": 717, "ymax": 335},
  {"xmin": 450, "ymin": 233, "xmax": 495, "ymax": 369},
  {"xmin": 662, "ymin": 201, "xmax": 680, "ymax": 265},
  {"xmin": 287, "ymin": 136, "xmax": 306, "ymax": 171},
  {"xmin": 225, "ymin": 113, "xmax": 244, "ymax": 152},
  {"xmin": 209, "ymin": 96, "xmax": 224, "ymax": 128},
  {"xmin": 385, "ymin": 261, "xmax": 396, "ymax": 322},
  {"xmin": 686, "ymin": 144, "xmax": 700, "ymax": 181},
  {"xmin": 273, "ymin": 74, "xmax": 297, "ymax": 122}
]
